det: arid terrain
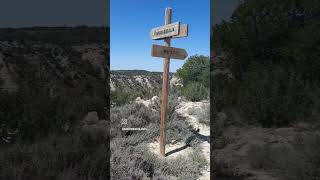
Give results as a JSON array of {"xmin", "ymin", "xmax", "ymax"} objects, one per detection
[
  {"xmin": 0, "ymin": 27, "xmax": 110, "ymax": 179},
  {"xmin": 111, "ymin": 92, "xmax": 210, "ymax": 180},
  {"xmin": 110, "ymin": 56, "xmax": 210, "ymax": 179},
  {"xmin": 212, "ymin": 1, "xmax": 320, "ymax": 178}
]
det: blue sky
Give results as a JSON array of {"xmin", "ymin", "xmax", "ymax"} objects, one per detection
[{"xmin": 110, "ymin": 0, "xmax": 210, "ymax": 72}]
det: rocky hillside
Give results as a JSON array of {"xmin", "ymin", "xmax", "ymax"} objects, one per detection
[
  {"xmin": 111, "ymin": 70, "xmax": 162, "ymax": 92},
  {"xmin": 0, "ymin": 27, "xmax": 110, "ymax": 179},
  {"xmin": 110, "ymin": 70, "xmax": 182, "ymax": 105},
  {"xmin": 0, "ymin": 27, "xmax": 108, "ymax": 92},
  {"xmin": 0, "ymin": 27, "xmax": 109, "ymax": 140}
]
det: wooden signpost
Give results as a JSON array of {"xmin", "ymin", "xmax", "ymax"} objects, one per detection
[{"xmin": 150, "ymin": 7, "xmax": 188, "ymax": 157}]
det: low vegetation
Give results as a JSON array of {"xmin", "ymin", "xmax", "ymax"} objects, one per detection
[
  {"xmin": 212, "ymin": 0, "xmax": 320, "ymax": 127},
  {"xmin": 0, "ymin": 133, "xmax": 108, "ymax": 180},
  {"xmin": 0, "ymin": 27, "xmax": 109, "ymax": 179},
  {"xmin": 110, "ymin": 97, "xmax": 208, "ymax": 179}
]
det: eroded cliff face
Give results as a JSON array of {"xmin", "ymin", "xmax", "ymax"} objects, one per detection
[
  {"xmin": 110, "ymin": 70, "xmax": 162, "ymax": 92},
  {"xmin": 110, "ymin": 70, "xmax": 182, "ymax": 99}
]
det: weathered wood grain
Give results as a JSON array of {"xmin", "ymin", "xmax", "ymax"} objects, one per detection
[
  {"xmin": 151, "ymin": 44, "xmax": 188, "ymax": 60},
  {"xmin": 173, "ymin": 24, "xmax": 188, "ymax": 39},
  {"xmin": 159, "ymin": 7, "xmax": 173, "ymax": 157},
  {"xmin": 150, "ymin": 22, "xmax": 180, "ymax": 40}
]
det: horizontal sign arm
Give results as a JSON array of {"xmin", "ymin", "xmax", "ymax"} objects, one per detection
[
  {"xmin": 150, "ymin": 22, "xmax": 180, "ymax": 40},
  {"xmin": 151, "ymin": 44, "xmax": 188, "ymax": 60}
]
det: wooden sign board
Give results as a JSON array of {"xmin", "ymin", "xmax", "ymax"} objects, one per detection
[
  {"xmin": 151, "ymin": 44, "xmax": 188, "ymax": 60},
  {"xmin": 173, "ymin": 24, "xmax": 188, "ymax": 39},
  {"xmin": 150, "ymin": 22, "xmax": 180, "ymax": 40}
]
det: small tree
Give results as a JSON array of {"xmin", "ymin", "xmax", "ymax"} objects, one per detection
[
  {"xmin": 183, "ymin": 81, "xmax": 208, "ymax": 102},
  {"xmin": 176, "ymin": 55, "xmax": 210, "ymax": 101}
]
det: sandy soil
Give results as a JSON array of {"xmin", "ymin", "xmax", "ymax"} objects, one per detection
[{"xmin": 176, "ymin": 101, "xmax": 210, "ymax": 180}]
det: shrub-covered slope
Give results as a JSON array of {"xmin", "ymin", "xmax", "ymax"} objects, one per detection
[
  {"xmin": 110, "ymin": 70, "xmax": 180, "ymax": 106},
  {"xmin": 0, "ymin": 27, "xmax": 109, "ymax": 179},
  {"xmin": 211, "ymin": 1, "xmax": 320, "ymax": 179}
]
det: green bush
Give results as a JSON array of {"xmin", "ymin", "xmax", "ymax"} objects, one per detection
[
  {"xmin": 183, "ymin": 81, "xmax": 208, "ymax": 102},
  {"xmin": 212, "ymin": 0, "xmax": 320, "ymax": 127},
  {"xmin": 110, "ymin": 88, "xmax": 135, "ymax": 106},
  {"xmin": 177, "ymin": 55, "xmax": 210, "ymax": 87},
  {"xmin": 177, "ymin": 55, "xmax": 210, "ymax": 101},
  {"xmin": 111, "ymin": 87, "xmax": 158, "ymax": 107},
  {"xmin": 235, "ymin": 64, "xmax": 313, "ymax": 127}
]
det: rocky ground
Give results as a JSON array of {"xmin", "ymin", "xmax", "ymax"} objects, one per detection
[
  {"xmin": 176, "ymin": 101, "xmax": 210, "ymax": 180},
  {"xmin": 213, "ymin": 109, "xmax": 320, "ymax": 180}
]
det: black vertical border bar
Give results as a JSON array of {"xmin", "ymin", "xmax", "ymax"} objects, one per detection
[
  {"xmin": 104, "ymin": 0, "xmax": 110, "ymax": 179},
  {"xmin": 210, "ymin": 0, "xmax": 214, "ymax": 178}
]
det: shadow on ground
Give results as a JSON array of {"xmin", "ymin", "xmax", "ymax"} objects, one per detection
[{"xmin": 165, "ymin": 130, "xmax": 210, "ymax": 157}]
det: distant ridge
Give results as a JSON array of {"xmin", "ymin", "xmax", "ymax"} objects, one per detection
[
  {"xmin": 0, "ymin": 26, "xmax": 109, "ymax": 45},
  {"xmin": 111, "ymin": 69, "xmax": 175, "ymax": 75}
]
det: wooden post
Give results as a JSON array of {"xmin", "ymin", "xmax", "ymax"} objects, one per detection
[
  {"xmin": 160, "ymin": 7, "xmax": 172, "ymax": 157},
  {"xmin": 150, "ymin": 7, "xmax": 188, "ymax": 157}
]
